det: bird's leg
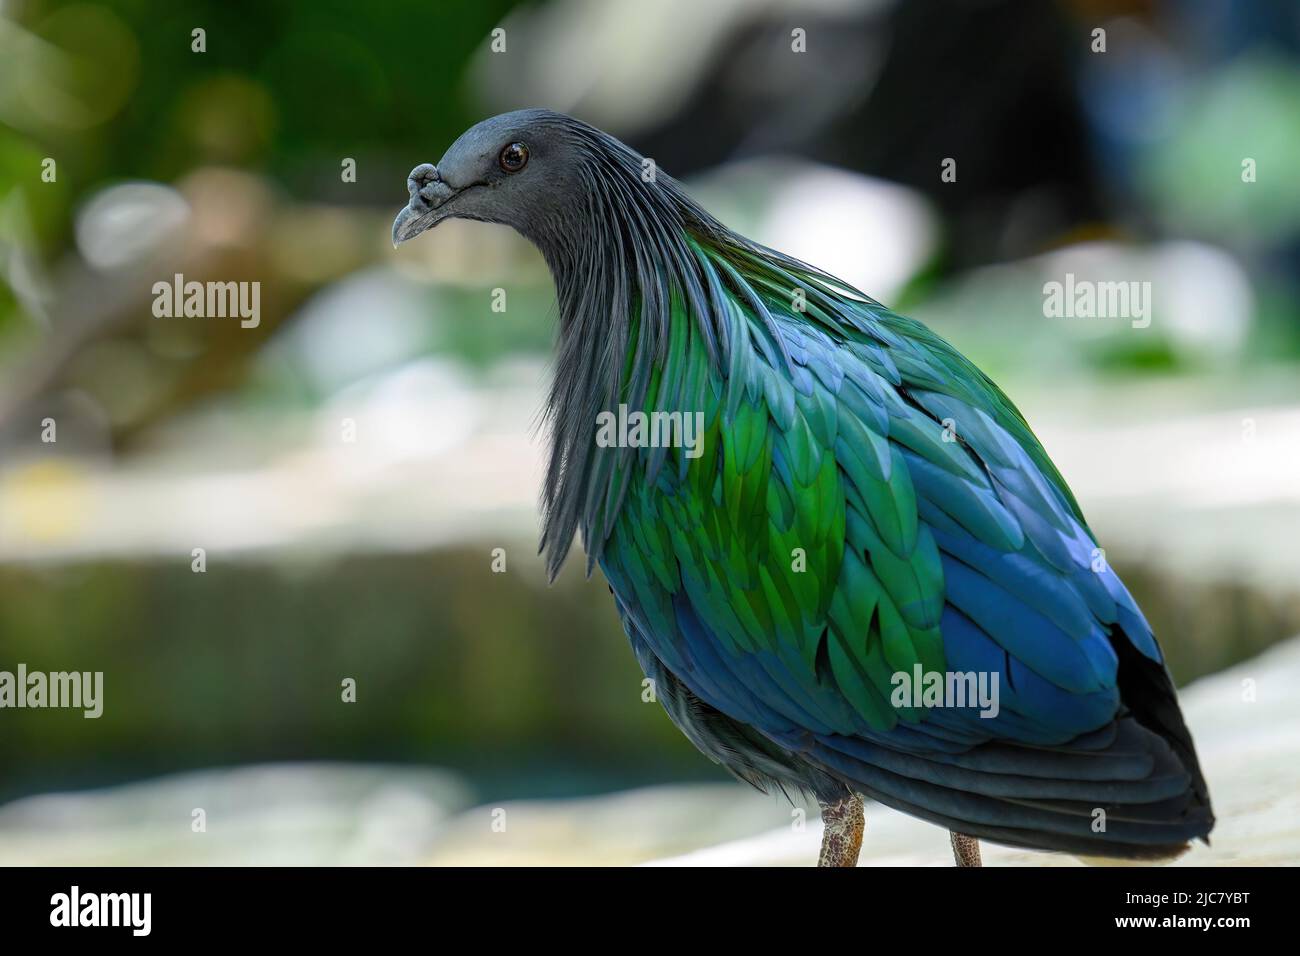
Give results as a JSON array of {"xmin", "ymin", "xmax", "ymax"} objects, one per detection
[
  {"xmin": 950, "ymin": 831, "xmax": 982, "ymax": 867},
  {"xmin": 817, "ymin": 793, "xmax": 864, "ymax": 867}
]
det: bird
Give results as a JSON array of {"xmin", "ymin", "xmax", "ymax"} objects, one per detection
[{"xmin": 392, "ymin": 109, "xmax": 1214, "ymax": 867}]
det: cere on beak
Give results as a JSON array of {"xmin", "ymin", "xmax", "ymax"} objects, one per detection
[{"xmin": 392, "ymin": 162, "xmax": 456, "ymax": 246}]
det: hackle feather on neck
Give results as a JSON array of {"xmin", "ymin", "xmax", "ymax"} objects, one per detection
[
  {"xmin": 532, "ymin": 117, "xmax": 860, "ymax": 580},
  {"xmin": 534, "ymin": 121, "xmax": 721, "ymax": 580}
]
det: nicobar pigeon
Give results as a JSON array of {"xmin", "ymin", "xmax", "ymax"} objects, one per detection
[{"xmin": 393, "ymin": 110, "xmax": 1214, "ymax": 867}]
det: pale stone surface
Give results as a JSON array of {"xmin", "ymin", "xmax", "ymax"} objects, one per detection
[
  {"xmin": 0, "ymin": 763, "xmax": 470, "ymax": 866},
  {"xmin": 421, "ymin": 785, "xmax": 809, "ymax": 866}
]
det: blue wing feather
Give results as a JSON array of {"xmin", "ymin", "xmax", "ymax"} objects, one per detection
[{"xmin": 597, "ymin": 256, "xmax": 1210, "ymax": 855}]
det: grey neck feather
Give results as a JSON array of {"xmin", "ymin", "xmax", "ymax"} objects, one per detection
[{"xmin": 528, "ymin": 123, "xmax": 732, "ymax": 581}]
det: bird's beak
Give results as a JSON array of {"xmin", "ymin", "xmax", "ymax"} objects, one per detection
[
  {"xmin": 392, "ymin": 162, "xmax": 457, "ymax": 246},
  {"xmin": 391, "ymin": 203, "xmax": 436, "ymax": 246}
]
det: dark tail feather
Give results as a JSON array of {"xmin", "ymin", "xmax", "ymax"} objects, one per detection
[
  {"xmin": 809, "ymin": 717, "xmax": 1211, "ymax": 858},
  {"xmin": 1110, "ymin": 625, "xmax": 1214, "ymax": 831},
  {"xmin": 805, "ymin": 625, "xmax": 1213, "ymax": 859},
  {"xmin": 806, "ymin": 681, "xmax": 1211, "ymax": 858}
]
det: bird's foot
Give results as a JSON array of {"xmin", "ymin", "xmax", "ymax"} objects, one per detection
[
  {"xmin": 817, "ymin": 793, "xmax": 864, "ymax": 867},
  {"xmin": 950, "ymin": 831, "xmax": 982, "ymax": 867}
]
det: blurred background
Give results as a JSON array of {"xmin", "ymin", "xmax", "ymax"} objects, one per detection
[{"xmin": 0, "ymin": 0, "xmax": 1298, "ymax": 865}]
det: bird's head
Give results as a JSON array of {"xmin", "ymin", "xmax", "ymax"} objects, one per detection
[{"xmin": 392, "ymin": 109, "xmax": 595, "ymax": 249}]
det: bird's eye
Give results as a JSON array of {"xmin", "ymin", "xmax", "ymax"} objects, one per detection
[{"xmin": 499, "ymin": 142, "xmax": 529, "ymax": 173}]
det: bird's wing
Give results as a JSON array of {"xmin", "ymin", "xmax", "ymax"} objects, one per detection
[{"xmin": 598, "ymin": 246, "xmax": 1211, "ymax": 853}]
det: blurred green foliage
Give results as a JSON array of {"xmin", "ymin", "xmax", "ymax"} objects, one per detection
[{"xmin": 9, "ymin": 0, "xmax": 520, "ymax": 237}]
